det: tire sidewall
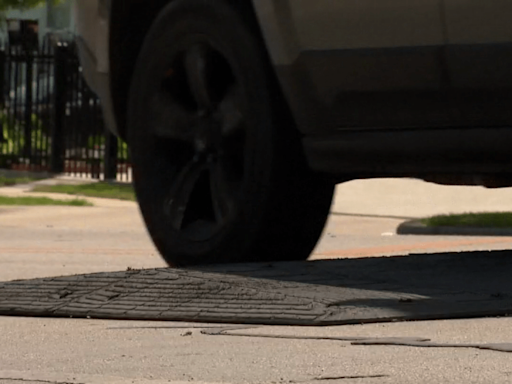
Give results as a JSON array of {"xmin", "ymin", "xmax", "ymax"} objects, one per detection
[{"xmin": 128, "ymin": 0, "xmax": 278, "ymax": 264}]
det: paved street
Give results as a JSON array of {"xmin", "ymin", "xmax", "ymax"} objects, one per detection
[
  {"xmin": 1, "ymin": 317, "xmax": 512, "ymax": 384},
  {"xmin": 1, "ymin": 177, "xmax": 512, "ymax": 383},
  {"xmin": 2, "ymin": 177, "xmax": 512, "ymax": 281}
]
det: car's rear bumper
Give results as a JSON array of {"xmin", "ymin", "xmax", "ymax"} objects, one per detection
[{"xmin": 73, "ymin": 0, "xmax": 119, "ymax": 136}]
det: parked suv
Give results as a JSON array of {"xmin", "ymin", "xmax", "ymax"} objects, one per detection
[{"xmin": 74, "ymin": 0, "xmax": 512, "ymax": 266}]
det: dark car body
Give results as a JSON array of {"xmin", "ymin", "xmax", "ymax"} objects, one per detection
[{"xmin": 75, "ymin": 0, "xmax": 512, "ymax": 187}]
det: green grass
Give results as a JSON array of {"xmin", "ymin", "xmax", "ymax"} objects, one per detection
[
  {"xmin": 0, "ymin": 176, "xmax": 42, "ymax": 186},
  {"xmin": 0, "ymin": 196, "xmax": 92, "ymax": 206},
  {"xmin": 421, "ymin": 212, "xmax": 512, "ymax": 228},
  {"xmin": 32, "ymin": 182, "xmax": 136, "ymax": 201}
]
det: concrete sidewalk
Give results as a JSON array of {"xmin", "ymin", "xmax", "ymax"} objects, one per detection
[
  {"xmin": 4, "ymin": 174, "xmax": 512, "ymax": 216},
  {"xmin": 0, "ymin": 174, "xmax": 132, "ymax": 208},
  {"xmin": 333, "ymin": 178, "xmax": 512, "ymax": 218}
]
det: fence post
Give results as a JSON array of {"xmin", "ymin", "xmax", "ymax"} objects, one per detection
[
  {"xmin": 23, "ymin": 51, "xmax": 33, "ymax": 158},
  {"xmin": 0, "ymin": 50, "xmax": 5, "ymax": 108},
  {"xmin": 104, "ymin": 132, "xmax": 118, "ymax": 181},
  {"xmin": 50, "ymin": 44, "xmax": 67, "ymax": 173},
  {"xmin": 0, "ymin": 50, "xmax": 5, "ymax": 145}
]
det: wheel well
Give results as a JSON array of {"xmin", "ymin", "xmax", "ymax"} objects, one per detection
[{"xmin": 109, "ymin": 0, "xmax": 265, "ymax": 140}]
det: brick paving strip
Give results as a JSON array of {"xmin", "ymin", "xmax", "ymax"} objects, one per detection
[{"xmin": 1, "ymin": 250, "xmax": 512, "ymax": 325}]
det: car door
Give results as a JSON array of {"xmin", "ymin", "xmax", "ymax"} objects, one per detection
[
  {"xmin": 253, "ymin": 0, "xmax": 448, "ymax": 131},
  {"xmin": 444, "ymin": 0, "xmax": 512, "ymax": 126}
]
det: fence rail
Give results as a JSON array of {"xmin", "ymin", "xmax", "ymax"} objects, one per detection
[{"xmin": 0, "ymin": 37, "xmax": 131, "ymax": 182}]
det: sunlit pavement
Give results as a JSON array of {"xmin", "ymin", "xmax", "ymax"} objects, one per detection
[
  {"xmin": 2, "ymin": 178, "xmax": 512, "ymax": 280},
  {"xmin": 1, "ymin": 178, "xmax": 512, "ymax": 383}
]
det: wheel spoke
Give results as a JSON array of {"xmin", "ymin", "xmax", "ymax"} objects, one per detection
[
  {"xmin": 166, "ymin": 157, "xmax": 206, "ymax": 229},
  {"xmin": 151, "ymin": 92, "xmax": 197, "ymax": 142},
  {"xmin": 184, "ymin": 44, "xmax": 213, "ymax": 110},
  {"xmin": 209, "ymin": 159, "xmax": 236, "ymax": 224},
  {"xmin": 216, "ymin": 85, "xmax": 244, "ymax": 137}
]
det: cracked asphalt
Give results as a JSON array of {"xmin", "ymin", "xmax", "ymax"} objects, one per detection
[
  {"xmin": 2, "ymin": 317, "xmax": 512, "ymax": 383},
  {"xmin": 1, "ymin": 178, "xmax": 512, "ymax": 383}
]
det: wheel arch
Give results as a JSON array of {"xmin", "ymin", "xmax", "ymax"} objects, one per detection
[{"xmin": 109, "ymin": 0, "xmax": 271, "ymax": 140}]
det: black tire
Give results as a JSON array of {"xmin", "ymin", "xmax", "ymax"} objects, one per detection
[{"xmin": 127, "ymin": 0, "xmax": 334, "ymax": 266}]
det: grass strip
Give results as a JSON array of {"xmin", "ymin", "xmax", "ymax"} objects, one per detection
[
  {"xmin": 0, "ymin": 176, "xmax": 42, "ymax": 186},
  {"xmin": 0, "ymin": 195, "xmax": 92, "ymax": 206}
]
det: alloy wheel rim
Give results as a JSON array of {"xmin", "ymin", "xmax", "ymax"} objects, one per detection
[{"xmin": 150, "ymin": 38, "xmax": 247, "ymax": 242}]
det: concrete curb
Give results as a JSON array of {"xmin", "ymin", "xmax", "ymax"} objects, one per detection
[{"xmin": 397, "ymin": 219, "xmax": 512, "ymax": 237}]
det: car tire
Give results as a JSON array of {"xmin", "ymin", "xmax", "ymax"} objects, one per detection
[{"xmin": 127, "ymin": 0, "xmax": 334, "ymax": 266}]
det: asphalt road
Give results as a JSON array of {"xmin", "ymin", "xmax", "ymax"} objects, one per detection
[
  {"xmin": 1, "ymin": 178, "xmax": 512, "ymax": 383},
  {"xmin": 2, "ymin": 178, "xmax": 512, "ymax": 281}
]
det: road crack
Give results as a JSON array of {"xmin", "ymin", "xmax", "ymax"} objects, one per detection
[
  {"xmin": 201, "ymin": 326, "xmax": 512, "ymax": 353},
  {"xmin": 306, "ymin": 375, "xmax": 388, "ymax": 382},
  {"xmin": 0, "ymin": 378, "xmax": 83, "ymax": 384}
]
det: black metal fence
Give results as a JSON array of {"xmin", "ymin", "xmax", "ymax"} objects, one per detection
[{"xmin": 0, "ymin": 36, "xmax": 131, "ymax": 182}]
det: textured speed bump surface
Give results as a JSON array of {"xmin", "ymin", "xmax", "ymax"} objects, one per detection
[{"xmin": 1, "ymin": 250, "xmax": 512, "ymax": 325}]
